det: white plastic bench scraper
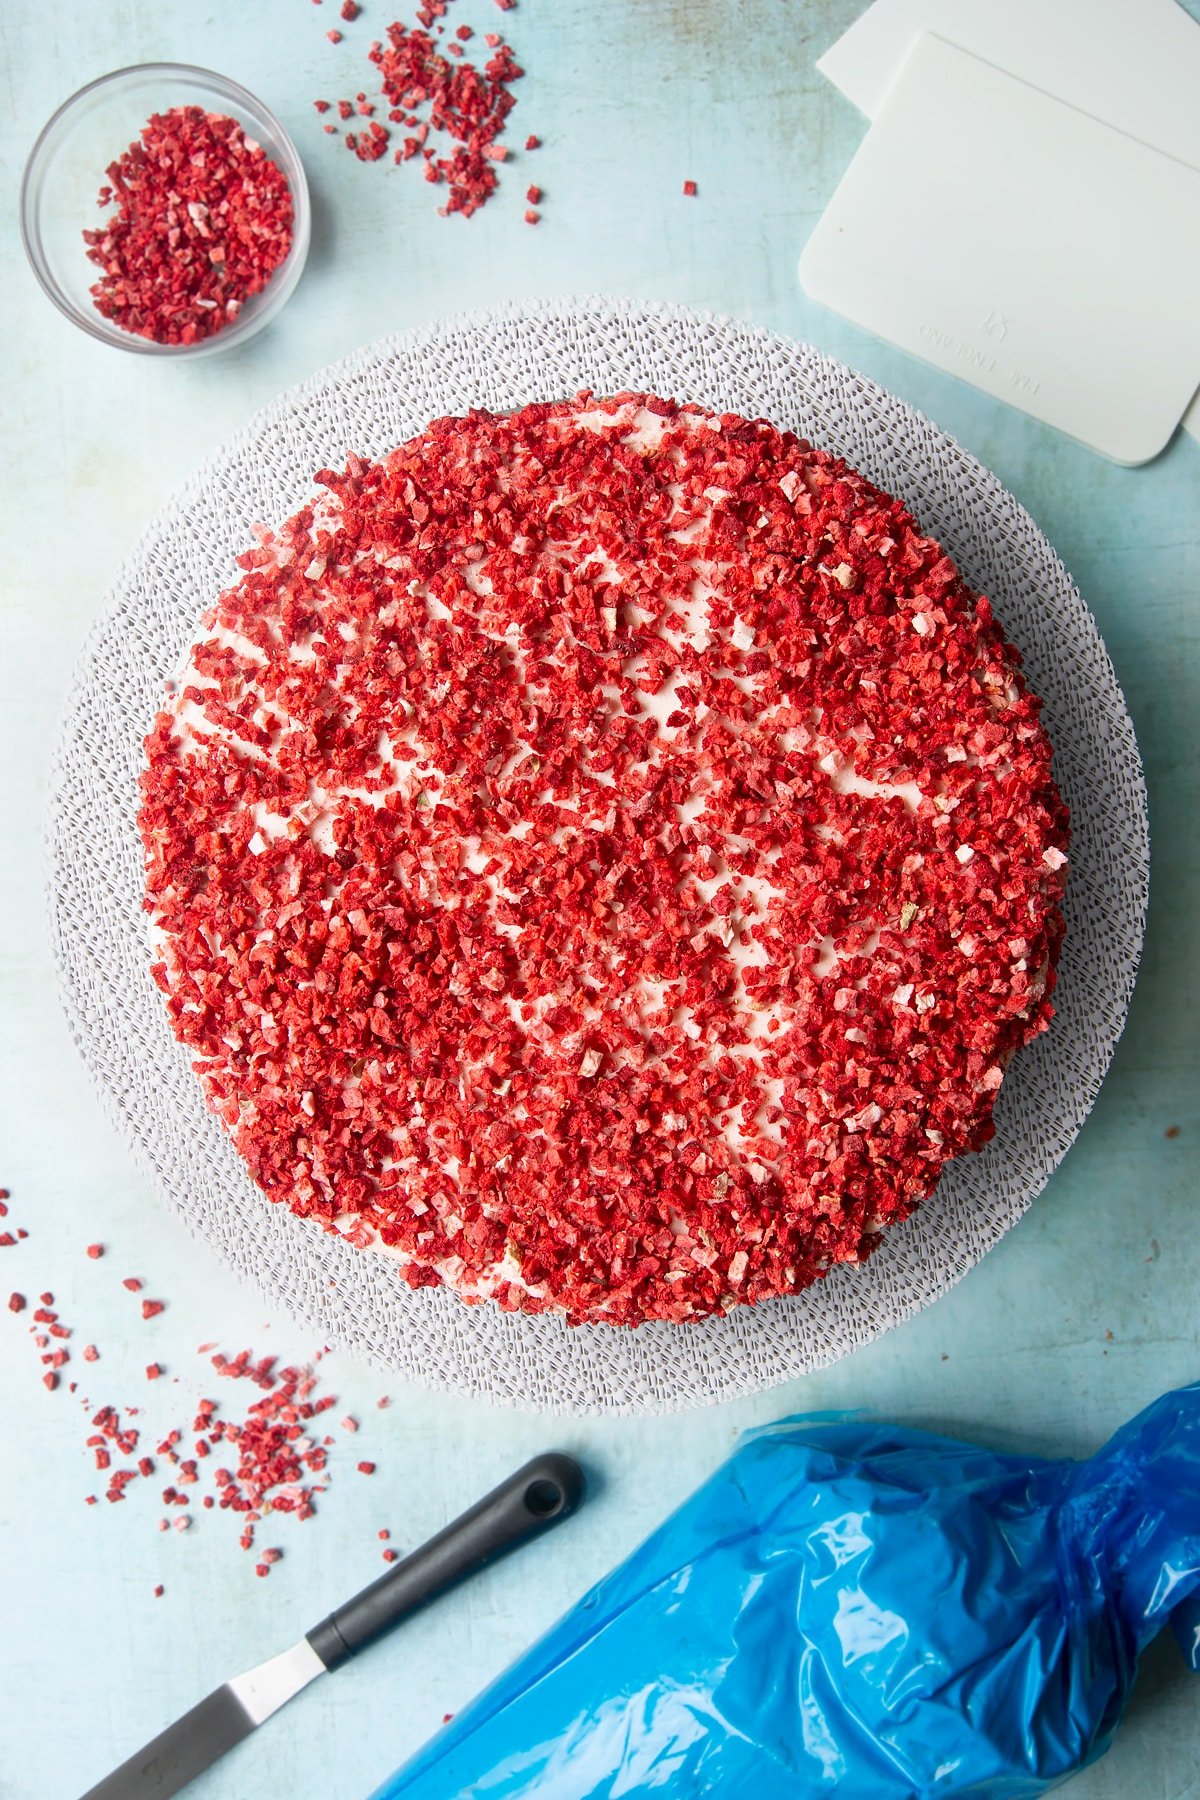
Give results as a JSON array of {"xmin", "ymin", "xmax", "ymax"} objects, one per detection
[
  {"xmin": 815, "ymin": 0, "xmax": 1200, "ymax": 447},
  {"xmin": 799, "ymin": 32, "xmax": 1200, "ymax": 463},
  {"xmin": 816, "ymin": 0, "xmax": 1200, "ymax": 170}
]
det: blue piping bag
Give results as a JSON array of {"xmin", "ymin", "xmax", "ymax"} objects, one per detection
[{"xmin": 373, "ymin": 1385, "xmax": 1200, "ymax": 1798}]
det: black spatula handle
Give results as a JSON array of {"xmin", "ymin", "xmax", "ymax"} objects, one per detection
[{"xmin": 306, "ymin": 1451, "xmax": 585, "ymax": 1670}]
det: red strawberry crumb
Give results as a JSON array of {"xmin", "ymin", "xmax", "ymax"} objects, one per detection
[
  {"xmin": 524, "ymin": 133, "xmax": 538, "ymax": 149},
  {"xmin": 141, "ymin": 1299, "xmax": 166, "ymax": 1320},
  {"xmin": 682, "ymin": 179, "xmax": 697, "ymax": 196},
  {"xmin": 122, "ymin": 1278, "xmax": 142, "ymax": 1292},
  {"xmin": 327, "ymin": 28, "xmax": 343, "ymax": 42},
  {"xmin": 255, "ymin": 1563, "xmax": 270, "ymax": 1577},
  {"xmin": 82, "ymin": 107, "xmax": 293, "ymax": 347},
  {"xmin": 341, "ymin": 1416, "xmax": 359, "ymax": 1432},
  {"xmin": 382, "ymin": 1547, "xmax": 398, "ymax": 1562},
  {"xmin": 153, "ymin": 1584, "xmax": 164, "ymax": 1597},
  {"xmin": 378, "ymin": 1528, "xmax": 390, "ymax": 1540},
  {"xmin": 314, "ymin": 99, "xmax": 331, "ymax": 112},
  {"xmin": 523, "ymin": 206, "xmax": 538, "ymax": 223},
  {"xmin": 341, "ymin": 0, "xmax": 360, "ymax": 17},
  {"xmin": 315, "ymin": 15, "xmax": 526, "ymax": 219},
  {"xmin": 146, "ymin": 1363, "xmax": 163, "ymax": 1380},
  {"xmin": 525, "ymin": 183, "xmax": 540, "ymax": 204},
  {"xmin": 0, "ymin": 1234, "xmax": 16, "ymax": 1248},
  {"xmin": 8, "ymin": 1293, "xmax": 24, "ymax": 1313},
  {"xmin": 357, "ymin": 1461, "xmax": 376, "ymax": 1475},
  {"xmin": 86, "ymin": 1244, "xmax": 104, "ymax": 1259},
  {"xmin": 83, "ymin": 1344, "xmax": 99, "ymax": 1361},
  {"xmin": 43, "ymin": 1372, "xmax": 58, "ymax": 1391}
]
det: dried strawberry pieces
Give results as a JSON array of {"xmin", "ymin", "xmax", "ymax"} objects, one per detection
[
  {"xmin": 139, "ymin": 394, "xmax": 1069, "ymax": 1327},
  {"xmin": 373, "ymin": 19, "xmax": 523, "ymax": 214},
  {"xmin": 317, "ymin": 4, "xmax": 527, "ymax": 217},
  {"xmin": 83, "ymin": 106, "xmax": 293, "ymax": 346}
]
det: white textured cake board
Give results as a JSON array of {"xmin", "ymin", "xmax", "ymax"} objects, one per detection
[{"xmin": 46, "ymin": 298, "xmax": 1148, "ymax": 1416}]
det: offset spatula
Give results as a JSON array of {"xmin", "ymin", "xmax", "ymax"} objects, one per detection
[{"xmin": 80, "ymin": 1451, "xmax": 586, "ymax": 1800}]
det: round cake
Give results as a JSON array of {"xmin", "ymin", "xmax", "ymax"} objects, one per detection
[{"xmin": 139, "ymin": 393, "xmax": 1069, "ymax": 1326}]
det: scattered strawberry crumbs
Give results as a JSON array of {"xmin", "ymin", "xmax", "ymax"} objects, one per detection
[
  {"xmin": 3, "ymin": 1210, "xmax": 388, "ymax": 1579},
  {"xmin": 313, "ymin": 0, "xmax": 531, "ymax": 218}
]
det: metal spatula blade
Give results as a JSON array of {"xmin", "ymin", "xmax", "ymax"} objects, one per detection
[
  {"xmin": 78, "ymin": 1452, "xmax": 586, "ymax": 1800},
  {"xmin": 79, "ymin": 1640, "xmax": 325, "ymax": 1800}
]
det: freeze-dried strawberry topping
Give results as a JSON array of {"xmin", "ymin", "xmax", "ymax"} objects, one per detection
[
  {"xmin": 139, "ymin": 395, "xmax": 1068, "ymax": 1325},
  {"xmin": 83, "ymin": 106, "xmax": 293, "ymax": 347}
]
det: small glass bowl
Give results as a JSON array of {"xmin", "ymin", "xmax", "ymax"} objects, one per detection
[{"xmin": 20, "ymin": 63, "xmax": 310, "ymax": 358}]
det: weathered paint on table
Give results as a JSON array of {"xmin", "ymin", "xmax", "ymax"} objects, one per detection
[{"xmin": 1, "ymin": 4, "xmax": 1197, "ymax": 1797}]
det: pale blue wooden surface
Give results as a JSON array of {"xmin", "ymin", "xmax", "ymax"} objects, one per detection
[{"xmin": 1, "ymin": 4, "xmax": 1197, "ymax": 1797}]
